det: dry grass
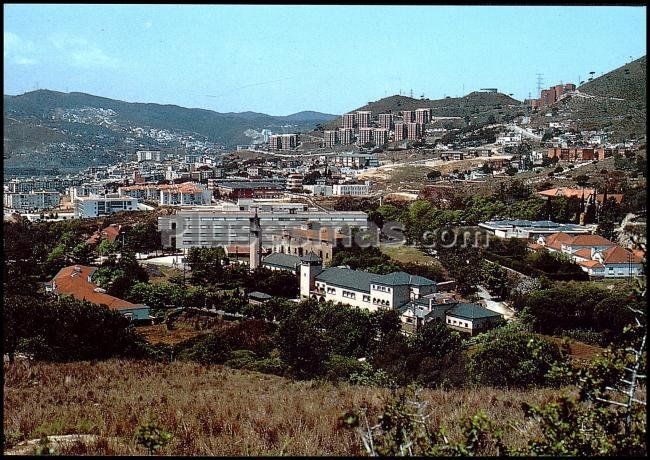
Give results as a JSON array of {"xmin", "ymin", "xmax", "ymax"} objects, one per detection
[{"xmin": 3, "ymin": 359, "xmax": 566, "ymax": 456}]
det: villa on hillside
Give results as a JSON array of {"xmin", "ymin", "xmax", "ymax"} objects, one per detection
[{"xmin": 530, "ymin": 232, "xmax": 644, "ymax": 278}]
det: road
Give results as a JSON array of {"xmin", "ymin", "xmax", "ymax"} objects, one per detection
[
  {"xmin": 506, "ymin": 123, "xmax": 542, "ymax": 141},
  {"xmin": 476, "ymin": 285, "xmax": 516, "ymax": 320}
]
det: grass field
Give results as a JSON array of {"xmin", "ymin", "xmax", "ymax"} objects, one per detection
[
  {"xmin": 380, "ymin": 244, "xmax": 438, "ymax": 265},
  {"xmin": 4, "ymin": 359, "xmax": 568, "ymax": 456}
]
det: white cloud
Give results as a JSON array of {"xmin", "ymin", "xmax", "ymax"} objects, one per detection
[
  {"xmin": 4, "ymin": 31, "xmax": 37, "ymax": 65},
  {"xmin": 48, "ymin": 33, "xmax": 119, "ymax": 69}
]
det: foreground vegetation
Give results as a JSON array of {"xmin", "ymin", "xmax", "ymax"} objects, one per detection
[{"xmin": 2, "ymin": 359, "xmax": 565, "ymax": 456}]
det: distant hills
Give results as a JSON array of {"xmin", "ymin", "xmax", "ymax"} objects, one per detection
[
  {"xmin": 322, "ymin": 91, "xmax": 523, "ymax": 130},
  {"xmin": 531, "ymin": 56, "xmax": 646, "ymax": 141},
  {"xmin": 4, "ymin": 89, "xmax": 337, "ymax": 145},
  {"xmin": 3, "ymin": 90, "xmax": 338, "ymax": 172}
]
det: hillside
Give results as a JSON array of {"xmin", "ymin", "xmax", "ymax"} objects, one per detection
[
  {"xmin": 323, "ymin": 91, "xmax": 522, "ymax": 130},
  {"xmin": 530, "ymin": 56, "xmax": 646, "ymax": 141},
  {"xmin": 3, "ymin": 90, "xmax": 337, "ymax": 172},
  {"xmin": 579, "ymin": 55, "xmax": 646, "ymax": 103},
  {"xmin": 3, "ymin": 359, "xmax": 563, "ymax": 456}
]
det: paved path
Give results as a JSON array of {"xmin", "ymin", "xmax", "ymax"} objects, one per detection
[{"xmin": 476, "ymin": 285, "xmax": 516, "ymax": 320}]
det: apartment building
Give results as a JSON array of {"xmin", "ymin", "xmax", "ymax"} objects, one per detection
[
  {"xmin": 281, "ymin": 134, "xmax": 299, "ymax": 150},
  {"xmin": 269, "ymin": 135, "xmax": 283, "ymax": 151},
  {"xmin": 415, "ymin": 108, "xmax": 430, "ymax": 125},
  {"xmin": 136, "ymin": 150, "xmax": 164, "ymax": 162},
  {"xmin": 378, "ymin": 113, "xmax": 393, "ymax": 130},
  {"xmin": 373, "ymin": 128, "xmax": 389, "ymax": 146},
  {"xmin": 342, "ymin": 113, "xmax": 356, "ymax": 130},
  {"xmin": 406, "ymin": 122, "xmax": 422, "ymax": 140},
  {"xmin": 74, "ymin": 194, "xmax": 139, "ymax": 218},
  {"xmin": 357, "ymin": 127, "xmax": 374, "ymax": 145},
  {"xmin": 3, "ymin": 190, "xmax": 61, "ymax": 211},
  {"xmin": 158, "ymin": 208, "xmax": 369, "ymax": 249},
  {"xmin": 394, "ymin": 122, "xmax": 406, "ymax": 142},
  {"xmin": 356, "ymin": 110, "xmax": 372, "ymax": 128},
  {"xmin": 323, "ymin": 130, "xmax": 338, "ymax": 148},
  {"xmin": 286, "ymin": 174, "xmax": 304, "ymax": 190},
  {"xmin": 546, "ymin": 147, "xmax": 624, "ymax": 162},
  {"xmin": 402, "ymin": 110, "xmax": 414, "ymax": 123},
  {"xmin": 332, "ymin": 182, "xmax": 370, "ymax": 196},
  {"xmin": 338, "ymin": 128, "xmax": 355, "ymax": 145},
  {"xmin": 119, "ymin": 182, "xmax": 211, "ymax": 206}
]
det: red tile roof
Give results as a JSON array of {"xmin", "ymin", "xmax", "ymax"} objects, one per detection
[
  {"xmin": 50, "ymin": 265, "xmax": 140, "ymax": 311},
  {"xmin": 601, "ymin": 246, "xmax": 643, "ymax": 264},
  {"xmin": 578, "ymin": 260, "xmax": 604, "ymax": 269},
  {"xmin": 537, "ymin": 187, "xmax": 623, "ymax": 204},
  {"xmin": 573, "ymin": 248, "xmax": 593, "ymax": 260},
  {"xmin": 567, "ymin": 234, "xmax": 615, "ymax": 247},
  {"xmin": 545, "ymin": 232, "xmax": 575, "ymax": 250}
]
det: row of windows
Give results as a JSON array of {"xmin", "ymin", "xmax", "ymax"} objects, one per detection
[
  {"xmin": 373, "ymin": 298, "xmax": 390, "ymax": 306},
  {"xmin": 447, "ymin": 318, "xmax": 470, "ymax": 328},
  {"xmin": 342, "ymin": 290, "xmax": 356, "ymax": 299},
  {"xmin": 372, "ymin": 284, "xmax": 391, "ymax": 293}
]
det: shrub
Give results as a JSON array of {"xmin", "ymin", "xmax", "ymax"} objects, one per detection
[{"xmin": 467, "ymin": 328, "xmax": 566, "ymax": 388}]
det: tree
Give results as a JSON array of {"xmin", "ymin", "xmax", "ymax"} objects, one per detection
[
  {"xmin": 185, "ymin": 247, "xmax": 225, "ymax": 285},
  {"xmin": 575, "ymin": 174, "xmax": 590, "ymax": 187},
  {"xmin": 468, "ymin": 326, "xmax": 566, "ymax": 388},
  {"xmin": 505, "ymin": 166, "xmax": 518, "ymax": 176},
  {"xmin": 3, "ymin": 294, "xmax": 148, "ymax": 361},
  {"xmin": 276, "ymin": 300, "xmax": 329, "ymax": 379},
  {"xmin": 426, "ymin": 170, "xmax": 442, "ymax": 181}
]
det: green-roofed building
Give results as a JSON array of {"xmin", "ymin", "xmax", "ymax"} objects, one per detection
[{"xmin": 300, "ymin": 256, "xmax": 437, "ymax": 312}]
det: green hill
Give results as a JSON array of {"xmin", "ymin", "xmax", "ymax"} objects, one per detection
[
  {"xmin": 3, "ymin": 90, "xmax": 338, "ymax": 148},
  {"xmin": 323, "ymin": 91, "xmax": 522, "ymax": 130},
  {"xmin": 579, "ymin": 56, "xmax": 646, "ymax": 103},
  {"xmin": 531, "ymin": 56, "xmax": 646, "ymax": 141}
]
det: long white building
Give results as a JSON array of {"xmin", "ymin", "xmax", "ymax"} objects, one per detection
[
  {"xmin": 3, "ymin": 191, "xmax": 61, "ymax": 211},
  {"xmin": 74, "ymin": 194, "xmax": 139, "ymax": 218},
  {"xmin": 158, "ymin": 208, "xmax": 368, "ymax": 250}
]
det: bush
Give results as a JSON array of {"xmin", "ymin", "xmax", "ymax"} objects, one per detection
[
  {"xmin": 324, "ymin": 354, "xmax": 367, "ymax": 381},
  {"xmin": 467, "ymin": 327, "xmax": 566, "ymax": 388}
]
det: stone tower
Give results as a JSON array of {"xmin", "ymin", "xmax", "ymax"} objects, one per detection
[
  {"xmin": 299, "ymin": 252, "xmax": 323, "ymax": 299},
  {"xmin": 249, "ymin": 208, "xmax": 262, "ymax": 271}
]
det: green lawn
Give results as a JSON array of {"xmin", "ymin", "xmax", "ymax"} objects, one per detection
[{"xmin": 380, "ymin": 244, "xmax": 438, "ymax": 265}]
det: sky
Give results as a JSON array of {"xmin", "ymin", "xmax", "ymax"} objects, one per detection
[{"xmin": 3, "ymin": 5, "xmax": 647, "ymax": 116}]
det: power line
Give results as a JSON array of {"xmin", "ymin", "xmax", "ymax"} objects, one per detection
[{"xmin": 536, "ymin": 73, "xmax": 544, "ymax": 97}]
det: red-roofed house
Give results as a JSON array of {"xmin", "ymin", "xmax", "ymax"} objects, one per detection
[
  {"xmin": 46, "ymin": 265, "xmax": 151, "ymax": 320},
  {"xmin": 86, "ymin": 224, "xmax": 122, "ymax": 246},
  {"xmin": 534, "ymin": 232, "xmax": 643, "ymax": 278},
  {"xmin": 537, "ymin": 187, "xmax": 623, "ymax": 205},
  {"xmin": 592, "ymin": 246, "xmax": 644, "ymax": 278}
]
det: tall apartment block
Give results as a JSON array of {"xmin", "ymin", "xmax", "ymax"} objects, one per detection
[
  {"xmin": 533, "ymin": 83, "xmax": 576, "ymax": 109},
  {"xmin": 402, "ymin": 110, "xmax": 414, "ymax": 123},
  {"xmin": 339, "ymin": 128, "xmax": 354, "ymax": 145},
  {"xmin": 281, "ymin": 134, "xmax": 299, "ymax": 149},
  {"xmin": 415, "ymin": 108, "xmax": 430, "ymax": 125},
  {"xmin": 356, "ymin": 111, "xmax": 372, "ymax": 129},
  {"xmin": 406, "ymin": 122, "xmax": 421, "ymax": 141},
  {"xmin": 342, "ymin": 113, "xmax": 356, "ymax": 130},
  {"xmin": 323, "ymin": 130, "xmax": 338, "ymax": 148},
  {"xmin": 373, "ymin": 128, "xmax": 388, "ymax": 146},
  {"xmin": 378, "ymin": 113, "xmax": 393, "ymax": 130},
  {"xmin": 394, "ymin": 122, "xmax": 406, "ymax": 142},
  {"xmin": 357, "ymin": 127, "xmax": 374, "ymax": 145},
  {"xmin": 269, "ymin": 135, "xmax": 282, "ymax": 150}
]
